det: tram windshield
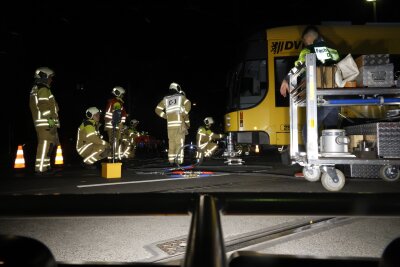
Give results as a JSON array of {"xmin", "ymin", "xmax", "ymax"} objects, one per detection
[{"xmin": 227, "ymin": 59, "xmax": 268, "ymax": 111}]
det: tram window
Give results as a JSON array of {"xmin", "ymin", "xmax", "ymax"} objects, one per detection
[
  {"xmin": 235, "ymin": 60, "xmax": 267, "ymax": 109},
  {"xmin": 227, "ymin": 63, "xmax": 243, "ymax": 110},
  {"xmin": 275, "ymin": 56, "xmax": 297, "ymax": 107},
  {"xmin": 227, "ymin": 60, "xmax": 267, "ymax": 110},
  {"xmin": 240, "ymin": 60, "xmax": 267, "ymax": 97}
]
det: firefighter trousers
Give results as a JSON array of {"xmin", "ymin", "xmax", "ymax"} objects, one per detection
[
  {"xmin": 34, "ymin": 127, "xmax": 59, "ymax": 173},
  {"xmin": 167, "ymin": 127, "xmax": 185, "ymax": 164},
  {"xmin": 79, "ymin": 143, "xmax": 110, "ymax": 164},
  {"xmin": 200, "ymin": 142, "xmax": 218, "ymax": 158}
]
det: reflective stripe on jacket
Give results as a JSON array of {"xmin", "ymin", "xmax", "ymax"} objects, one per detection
[
  {"xmin": 76, "ymin": 119, "xmax": 108, "ymax": 155},
  {"xmin": 29, "ymin": 85, "xmax": 60, "ymax": 128},
  {"xmin": 155, "ymin": 93, "xmax": 191, "ymax": 128},
  {"xmin": 196, "ymin": 126, "xmax": 223, "ymax": 150}
]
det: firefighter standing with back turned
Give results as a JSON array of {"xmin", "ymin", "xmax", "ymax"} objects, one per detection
[
  {"xmin": 29, "ymin": 67, "xmax": 60, "ymax": 175},
  {"xmin": 104, "ymin": 86, "xmax": 128, "ymax": 161},
  {"xmin": 155, "ymin": 82, "xmax": 191, "ymax": 166}
]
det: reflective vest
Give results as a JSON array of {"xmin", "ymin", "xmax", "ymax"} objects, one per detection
[
  {"xmin": 29, "ymin": 85, "xmax": 60, "ymax": 128},
  {"xmin": 295, "ymin": 38, "xmax": 340, "ymax": 66}
]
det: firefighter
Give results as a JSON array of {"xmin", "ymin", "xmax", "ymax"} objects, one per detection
[
  {"xmin": 155, "ymin": 82, "xmax": 191, "ymax": 165},
  {"xmin": 29, "ymin": 67, "xmax": 60, "ymax": 175},
  {"xmin": 120, "ymin": 119, "xmax": 140, "ymax": 159},
  {"xmin": 104, "ymin": 86, "xmax": 128, "ymax": 160},
  {"xmin": 279, "ymin": 25, "xmax": 340, "ymax": 144},
  {"xmin": 196, "ymin": 117, "xmax": 225, "ymax": 158},
  {"xmin": 76, "ymin": 107, "xmax": 110, "ymax": 168},
  {"xmin": 129, "ymin": 119, "xmax": 140, "ymax": 137},
  {"xmin": 280, "ymin": 25, "xmax": 340, "ymax": 98}
]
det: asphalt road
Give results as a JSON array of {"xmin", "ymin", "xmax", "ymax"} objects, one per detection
[{"xmin": 2, "ymin": 155, "xmax": 400, "ymax": 195}]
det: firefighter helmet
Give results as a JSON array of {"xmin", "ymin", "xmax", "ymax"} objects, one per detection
[
  {"xmin": 86, "ymin": 107, "xmax": 101, "ymax": 119},
  {"xmin": 34, "ymin": 67, "xmax": 55, "ymax": 79},
  {"xmin": 204, "ymin": 117, "xmax": 214, "ymax": 126},
  {"xmin": 112, "ymin": 86, "xmax": 125, "ymax": 97},
  {"xmin": 130, "ymin": 119, "xmax": 139, "ymax": 126},
  {"xmin": 169, "ymin": 82, "xmax": 181, "ymax": 92}
]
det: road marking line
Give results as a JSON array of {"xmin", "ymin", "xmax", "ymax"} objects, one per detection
[
  {"xmin": 77, "ymin": 173, "xmax": 229, "ymax": 188},
  {"xmin": 77, "ymin": 177, "xmax": 187, "ymax": 188}
]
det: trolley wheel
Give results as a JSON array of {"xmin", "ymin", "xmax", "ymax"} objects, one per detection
[
  {"xmin": 303, "ymin": 166, "xmax": 321, "ymax": 182},
  {"xmin": 321, "ymin": 169, "xmax": 345, "ymax": 192},
  {"xmin": 379, "ymin": 165, "xmax": 400, "ymax": 182}
]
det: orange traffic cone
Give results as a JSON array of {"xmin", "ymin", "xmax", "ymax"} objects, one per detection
[
  {"xmin": 14, "ymin": 145, "xmax": 26, "ymax": 169},
  {"xmin": 55, "ymin": 145, "xmax": 64, "ymax": 165}
]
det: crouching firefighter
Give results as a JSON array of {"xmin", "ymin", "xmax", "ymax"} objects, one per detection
[
  {"xmin": 120, "ymin": 119, "xmax": 140, "ymax": 159},
  {"xmin": 76, "ymin": 107, "xmax": 111, "ymax": 169},
  {"xmin": 196, "ymin": 117, "xmax": 225, "ymax": 159}
]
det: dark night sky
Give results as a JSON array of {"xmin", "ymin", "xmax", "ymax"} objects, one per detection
[{"xmin": 2, "ymin": 0, "xmax": 399, "ymax": 162}]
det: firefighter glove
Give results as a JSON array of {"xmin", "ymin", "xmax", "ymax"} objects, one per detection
[{"xmin": 48, "ymin": 118, "xmax": 56, "ymax": 128}]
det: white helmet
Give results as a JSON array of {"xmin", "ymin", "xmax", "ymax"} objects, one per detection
[
  {"xmin": 86, "ymin": 107, "xmax": 101, "ymax": 119},
  {"xmin": 130, "ymin": 119, "xmax": 139, "ymax": 126},
  {"xmin": 204, "ymin": 117, "xmax": 214, "ymax": 126},
  {"xmin": 169, "ymin": 82, "xmax": 181, "ymax": 92},
  {"xmin": 34, "ymin": 67, "xmax": 55, "ymax": 79},
  {"xmin": 112, "ymin": 86, "xmax": 125, "ymax": 97}
]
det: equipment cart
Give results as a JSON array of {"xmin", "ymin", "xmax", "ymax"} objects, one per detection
[{"xmin": 289, "ymin": 53, "xmax": 400, "ymax": 191}]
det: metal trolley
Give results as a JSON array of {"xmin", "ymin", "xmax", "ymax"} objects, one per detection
[{"xmin": 289, "ymin": 53, "xmax": 400, "ymax": 191}]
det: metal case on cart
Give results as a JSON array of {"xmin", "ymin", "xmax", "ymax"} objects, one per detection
[
  {"xmin": 355, "ymin": 54, "xmax": 390, "ymax": 67},
  {"xmin": 345, "ymin": 122, "xmax": 400, "ymax": 158},
  {"xmin": 356, "ymin": 64, "xmax": 394, "ymax": 87}
]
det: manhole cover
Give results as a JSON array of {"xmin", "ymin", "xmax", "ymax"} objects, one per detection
[{"xmin": 156, "ymin": 238, "xmax": 187, "ymax": 255}]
